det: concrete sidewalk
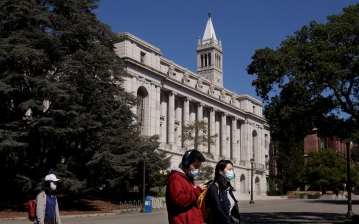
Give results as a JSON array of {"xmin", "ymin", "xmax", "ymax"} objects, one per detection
[
  {"xmin": 2, "ymin": 199, "xmax": 359, "ymax": 223},
  {"xmin": 239, "ymin": 199, "xmax": 359, "ymax": 223}
]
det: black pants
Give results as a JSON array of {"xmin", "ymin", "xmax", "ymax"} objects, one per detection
[{"xmin": 44, "ymin": 218, "xmax": 55, "ymax": 224}]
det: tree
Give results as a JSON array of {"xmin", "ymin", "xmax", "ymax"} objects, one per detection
[
  {"xmin": 196, "ymin": 162, "xmax": 214, "ymax": 181},
  {"xmin": 181, "ymin": 120, "xmax": 216, "ymax": 150},
  {"xmin": 304, "ymin": 148, "xmax": 347, "ymax": 191},
  {"xmin": 275, "ymin": 141, "xmax": 305, "ymax": 193},
  {"xmin": 247, "ymin": 4, "xmax": 359, "ymax": 142},
  {"xmin": 0, "ymin": 0, "xmax": 168, "ymax": 199},
  {"xmin": 149, "ymin": 170, "xmax": 170, "ymax": 194},
  {"xmin": 181, "ymin": 120, "xmax": 216, "ymax": 181}
]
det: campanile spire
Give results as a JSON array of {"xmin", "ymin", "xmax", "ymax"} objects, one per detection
[
  {"xmin": 197, "ymin": 13, "xmax": 223, "ymax": 87},
  {"xmin": 202, "ymin": 12, "xmax": 218, "ymax": 45}
]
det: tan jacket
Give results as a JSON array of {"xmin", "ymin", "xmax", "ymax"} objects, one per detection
[{"xmin": 35, "ymin": 192, "xmax": 62, "ymax": 224}]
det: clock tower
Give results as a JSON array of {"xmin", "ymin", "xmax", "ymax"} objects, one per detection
[{"xmin": 197, "ymin": 13, "xmax": 223, "ymax": 87}]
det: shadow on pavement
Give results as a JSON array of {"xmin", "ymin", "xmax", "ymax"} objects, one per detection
[
  {"xmin": 307, "ymin": 200, "xmax": 359, "ymax": 205},
  {"xmin": 240, "ymin": 212, "xmax": 359, "ymax": 223}
]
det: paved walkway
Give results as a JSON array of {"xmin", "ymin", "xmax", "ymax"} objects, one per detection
[
  {"xmin": 1, "ymin": 199, "xmax": 359, "ymax": 223},
  {"xmin": 239, "ymin": 199, "xmax": 359, "ymax": 223}
]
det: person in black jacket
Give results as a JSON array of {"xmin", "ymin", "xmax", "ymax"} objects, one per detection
[{"xmin": 205, "ymin": 160, "xmax": 240, "ymax": 224}]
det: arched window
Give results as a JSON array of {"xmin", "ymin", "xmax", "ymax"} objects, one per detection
[
  {"xmin": 240, "ymin": 174, "xmax": 245, "ymax": 193},
  {"xmin": 255, "ymin": 176, "xmax": 261, "ymax": 195}
]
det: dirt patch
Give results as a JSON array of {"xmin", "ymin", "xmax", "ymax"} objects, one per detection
[{"xmin": 0, "ymin": 195, "xmax": 120, "ymax": 219}]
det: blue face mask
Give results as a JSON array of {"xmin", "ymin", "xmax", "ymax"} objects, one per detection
[
  {"xmin": 225, "ymin": 170, "xmax": 235, "ymax": 181},
  {"xmin": 50, "ymin": 183, "xmax": 57, "ymax": 191},
  {"xmin": 188, "ymin": 169, "xmax": 199, "ymax": 177}
]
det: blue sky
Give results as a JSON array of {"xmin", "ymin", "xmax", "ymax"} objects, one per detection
[{"xmin": 94, "ymin": 0, "xmax": 359, "ymax": 102}]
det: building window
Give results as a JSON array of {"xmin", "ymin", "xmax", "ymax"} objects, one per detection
[
  {"xmin": 265, "ymin": 134, "xmax": 268, "ymax": 148},
  {"xmin": 140, "ymin": 52, "xmax": 146, "ymax": 63},
  {"xmin": 253, "ymin": 106, "xmax": 255, "ymax": 114},
  {"xmin": 252, "ymin": 130, "xmax": 257, "ymax": 160},
  {"xmin": 137, "ymin": 89, "xmax": 146, "ymax": 133},
  {"xmin": 320, "ymin": 137, "xmax": 327, "ymax": 149},
  {"xmin": 208, "ymin": 53, "xmax": 211, "ymax": 66}
]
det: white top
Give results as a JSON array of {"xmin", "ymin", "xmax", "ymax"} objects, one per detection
[{"xmin": 227, "ymin": 189, "xmax": 235, "ymax": 215}]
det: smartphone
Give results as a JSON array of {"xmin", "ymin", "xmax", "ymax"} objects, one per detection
[{"xmin": 205, "ymin": 180, "xmax": 213, "ymax": 185}]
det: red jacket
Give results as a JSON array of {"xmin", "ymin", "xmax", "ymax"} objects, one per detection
[{"xmin": 166, "ymin": 168, "xmax": 204, "ymax": 224}]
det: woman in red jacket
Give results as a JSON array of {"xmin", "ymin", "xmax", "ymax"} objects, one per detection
[{"xmin": 166, "ymin": 149, "xmax": 207, "ymax": 224}]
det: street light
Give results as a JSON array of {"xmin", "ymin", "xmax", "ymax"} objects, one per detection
[
  {"xmin": 249, "ymin": 158, "xmax": 254, "ymax": 204},
  {"xmin": 140, "ymin": 151, "xmax": 147, "ymax": 213},
  {"xmin": 345, "ymin": 139, "xmax": 353, "ymax": 217}
]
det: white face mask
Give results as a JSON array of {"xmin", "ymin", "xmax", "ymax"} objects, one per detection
[
  {"xmin": 225, "ymin": 170, "xmax": 235, "ymax": 181},
  {"xmin": 188, "ymin": 169, "xmax": 199, "ymax": 177},
  {"xmin": 50, "ymin": 182, "xmax": 57, "ymax": 191}
]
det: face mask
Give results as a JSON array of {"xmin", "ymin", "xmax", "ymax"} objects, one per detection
[
  {"xmin": 225, "ymin": 170, "xmax": 235, "ymax": 181},
  {"xmin": 188, "ymin": 169, "xmax": 199, "ymax": 177},
  {"xmin": 50, "ymin": 183, "xmax": 57, "ymax": 191}
]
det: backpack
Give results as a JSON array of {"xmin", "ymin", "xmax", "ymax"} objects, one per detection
[
  {"xmin": 198, "ymin": 182, "xmax": 219, "ymax": 222},
  {"xmin": 26, "ymin": 199, "xmax": 36, "ymax": 221},
  {"xmin": 27, "ymin": 192, "xmax": 45, "ymax": 222}
]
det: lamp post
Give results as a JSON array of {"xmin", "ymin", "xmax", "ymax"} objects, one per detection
[
  {"xmin": 249, "ymin": 158, "xmax": 254, "ymax": 204},
  {"xmin": 345, "ymin": 139, "xmax": 353, "ymax": 217},
  {"xmin": 140, "ymin": 152, "xmax": 147, "ymax": 213}
]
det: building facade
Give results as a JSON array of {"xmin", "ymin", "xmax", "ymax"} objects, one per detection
[
  {"xmin": 114, "ymin": 14, "xmax": 270, "ymax": 196},
  {"xmin": 304, "ymin": 129, "xmax": 350, "ymax": 162},
  {"xmin": 269, "ymin": 130, "xmax": 351, "ymax": 179}
]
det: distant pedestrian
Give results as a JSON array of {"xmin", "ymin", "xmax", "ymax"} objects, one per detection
[
  {"xmin": 335, "ymin": 187, "xmax": 339, "ymax": 199},
  {"xmin": 36, "ymin": 174, "xmax": 62, "ymax": 224},
  {"xmin": 165, "ymin": 149, "xmax": 207, "ymax": 224}
]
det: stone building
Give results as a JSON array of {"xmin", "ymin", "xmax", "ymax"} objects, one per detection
[{"xmin": 114, "ymin": 14, "xmax": 270, "ymax": 197}]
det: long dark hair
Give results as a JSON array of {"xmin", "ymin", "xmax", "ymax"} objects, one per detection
[{"xmin": 214, "ymin": 160, "xmax": 234, "ymax": 190}]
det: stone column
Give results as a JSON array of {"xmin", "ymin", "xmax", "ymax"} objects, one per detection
[
  {"xmin": 231, "ymin": 117, "xmax": 237, "ymax": 160},
  {"xmin": 209, "ymin": 108, "xmax": 216, "ymax": 156},
  {"xmin": 160, "ymin": 91, "xmax": 167, "ymax": 144},
  {"xmin": 197, "ymin": 103, "xmax": 204, "ymax": 151},
  {"xmin": 175, "ymin": 98, "xmax": 182, "ymax": 149},
  {"xmin": 155, "ymin": 84, "xmax": 161, "ymax": 136},
  {"xmin": 150, "ymin": 83, "xmax": 160, "ymax": 136},
  {"xmin": 241, "ymin": 120, "xmax": 249, "ymax": 161},
  {"xmin": 182, "ymin": 98, "xmax": 190, "ymax": 149},
  {"xmin": 189, "ymin": 103, "xmax": 196, "ymax": 149},
  {"xmin": 221, "ymin": 113, "xmax": 227, "ymax": 158},
  {"xmin": 183, "ymin": 98, "xmax": 190, "ymax": 126},
  {"xmin": 236, "ymin": 119, "xmax": 242, "ymax": 161},
  {"xmin": 168, "ymin": 91, "xmax": 175, "ymax": 146},
  {"xmin": 258, "ymin": 126, "xmax": 263, "ymax": 165}
]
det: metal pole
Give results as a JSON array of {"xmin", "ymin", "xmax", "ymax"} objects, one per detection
[
  {"xmin": 249, "ymin": 162, "xmax": 254, "ymax": 204},
  {"xmin": 140, "ymin": 155, "xmax": 146, "ymax": 213},
  {"xmin": 346, "ymin": 141, "xmax": 353, "ymax": 217}
]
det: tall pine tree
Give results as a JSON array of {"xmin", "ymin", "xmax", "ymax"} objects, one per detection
[{"xmin": 0, "ymin": 0, "xmax": 169, "ymax": 200}]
